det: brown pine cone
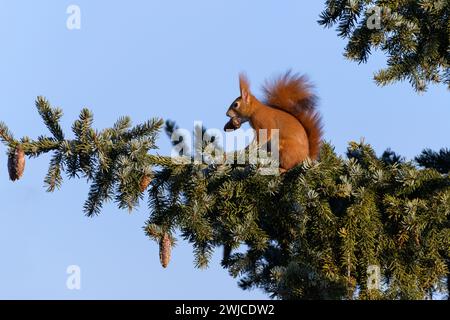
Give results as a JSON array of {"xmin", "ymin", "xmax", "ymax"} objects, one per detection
[
  {"xmin": 159, "ymin": 233, "xmax": 172, "ymax": 268},
  {"xmin": 139, "ymin": 175, "xmax": 152, "ymax": 192},
  {"xmin": 8, "ymin": 146, "xmax": 25, "ymax": 181}
]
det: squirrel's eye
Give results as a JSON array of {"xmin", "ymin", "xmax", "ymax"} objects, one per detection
[{"xmin": 233, "ymin": 102, "xmax": 239, "ymax": 108}]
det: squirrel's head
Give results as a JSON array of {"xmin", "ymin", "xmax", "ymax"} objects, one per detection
[{"xmin": 224, "ymin": 73, "xmax": 255, "ymax": 131}]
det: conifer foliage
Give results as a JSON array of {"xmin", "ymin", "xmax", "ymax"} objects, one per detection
[
  {"xmin": 319, "ymin": 0, "xmax": 450, "ymax": 91},
  {"xmin": 1, "ymin": 98, "xmax": 449, "ymax": 299},
  {"xmin": 0, "ymin": 97, "xmax": 167, "ymax": 215},
  {"xmin": 146, "ymin": 135, "xmax": 450, "ymax": 299}
]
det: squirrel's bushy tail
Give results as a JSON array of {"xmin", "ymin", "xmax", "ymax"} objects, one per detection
[{"xmin": 262, "ymin": 70, "xmax": 323, "ymax": 159}]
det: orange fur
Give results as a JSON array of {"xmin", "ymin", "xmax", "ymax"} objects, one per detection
[
  {"xmin": 225, "ymin": 71, "xmax": 323, "ymax": 171},
  {"xmin": 262, "ymin": 71, "xmax": 323, "ymax": 160}
]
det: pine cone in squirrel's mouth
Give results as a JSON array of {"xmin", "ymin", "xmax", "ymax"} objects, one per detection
[
  {"xmin": 224, "ymin": 117, "xmax": 242, "ymax": 131},
  {"xmin": 159, "ymin": 233, "xmax": 172, "ymax": 268},
  {"xmin": 8, "ymin": 146, "xmax": 25, "ymax": 181}
]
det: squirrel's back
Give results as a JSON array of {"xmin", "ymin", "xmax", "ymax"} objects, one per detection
[{"xmin": 262, "ymin": 71, "xmax": 323, "ymax": 160}]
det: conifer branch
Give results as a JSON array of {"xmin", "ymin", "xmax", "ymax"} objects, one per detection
[
  {"xmin": 36, "ymin": 96, "xmax": 65, "ymax": 141},
  {"xmin": 0, "ymin": 121, "xmax": 14, "ymax": 144},
  {"xmin": 1, "ymin": 100, "xmax": 449, "ymax": 299},
  {"xmin": 1, "ymin": 97, "xmax": 165, "ymax": 217},
  {"xmin": 319, "ymin": 0, "xmax": 450, "ymax": 91}
]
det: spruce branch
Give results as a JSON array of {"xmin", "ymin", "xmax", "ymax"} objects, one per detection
[
  {"xmin": 145, "ymin": 139, "xmax": 449, "ymax": 299},
  {"xmin": 0, "ymin": 121, "xmax": 15, "ymax": 144},
  {"xmin": 319, "ymin": 0, "xmax": 450, "ymax": 91},
  {"xmin": 1, "ymin": 101, "xmax": 449, "ymax": 299},
  {"xmin": 1, "ymin": 96, "xmax": 166, "ymax": 217},
  {"xmin": 44, "ymin": 152, "xmax": 63, "ymax": 192},
  {"xmin": 36, "ymin": 96, "xmax": 65, "ymax": 141},
  {"xmin": 416, "ymin": 148, "xmax": 450, "ymax": 174}
]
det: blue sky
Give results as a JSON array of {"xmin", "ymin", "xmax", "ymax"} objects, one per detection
[{"xmin": 0, "ymin": 1, "xmax": 448, "ymax": 299}]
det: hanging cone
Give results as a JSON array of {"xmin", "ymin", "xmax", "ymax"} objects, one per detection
[
  {"xmin": 8, "ymin": 146, "xmax": 25, "ymax": 181},
  {"xmin": 159, "ymin": 233, "xmax": 172, "ymax": 268},
  {"xmin": 139, "ymin": 174, "xmax": 152, "ymax": 193}
]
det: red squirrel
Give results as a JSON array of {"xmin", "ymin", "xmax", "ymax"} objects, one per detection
[{"xmin": 224, "ymin": 71, "xmax": 323, "ymax": 172}]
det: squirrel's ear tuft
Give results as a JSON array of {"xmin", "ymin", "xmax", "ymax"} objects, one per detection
[{"xmin": 239, "ymin": 73, "xmax": 251, "ymax": 104}]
